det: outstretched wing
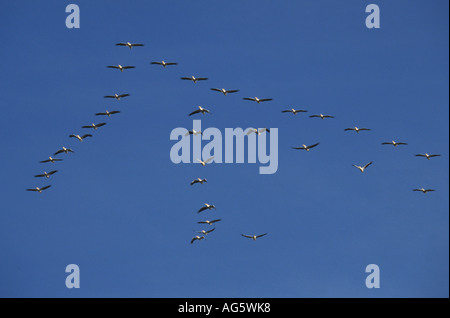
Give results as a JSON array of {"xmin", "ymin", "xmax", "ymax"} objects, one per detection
[
  {"xmin": 363, "ymin": 161, "xmax": 373, "ymax": 169},
  {"xmin": 204, "ymin": 157, "xmax": 214, "ymax": 164},
  {"xmin": 81, "ymin": 134, "xmax": 93, "ymax": 139},
  {"xmin": 256, "ymin": 233, "xmax": 268, "ymax": 238},
  {"xmin": 241, "ymin": 234, "xmax": 253, "ymax": 239},
  {"xmin": 308, "ymin": 142, "xmax": 320, "ymax": 149},
  {"xmin": 188, "ymin": 109, "xmax": 201, "ymax": 116},
  {"xmin": 259, "ymin": 98, "xmax": 273, "ymax": 102},
  {"xmin": 118, "ymin": 94, "xmax": 130, "ymax": 98}
]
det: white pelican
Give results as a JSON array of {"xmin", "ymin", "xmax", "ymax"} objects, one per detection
[
  {"xmin": 190, "ymin": 178, "xmax": 207, "ymax": 185},
  {"xmin": 180, "ymin": 76, "xmax": 208, "ymax": 83},
  {"xmin": 188, "ymin": 106, "xmax": 210, "ymax": 116},
  {"xmin": 40, "ymin": 157, "xmax": 63, "ymax": 163},
  {"xmin": 34, "ymin": 170, "xmax": 58, "ymax": 178},
  {"xmin": 54, "ymin": 147, "xmax": 74, "ymax": 156},
  {"xmin": 197, "ymin": 228, "xmax": 215, "ymax": 235},
  {"xmin": 198, "ymin": 203, "xmax": 216, "ymax": 213},
  {"xmin": 242, "ymin": 97, "xmax": 273, "ymax": 104},
  {"xmin": 281, "ymin": 109, "xmax": 307, "ymax": 115},
  {"xmin": 246, "ymin": 128, "xmax": 270, "ymax": 136},
  {"xmin": 115, "ymin": 42, "xmax": 144, "ymax": 49},
  {"xmin": 197, "ymin": 219, "xmax": 221, "ymax": 225},
  {"xmin": 150, "ymin": 61, "xmax": 178, "ymax": 67},
  {"xmin": 196, "ymin": 157, "xmax": 214, "ymax": 166},
  {"xmin": 344, "ymin": 127, "xmax": 371, "ymax": 133},
  {"xmin": 292, "ymin": 142, "xmax": 320, "ymax": 151},
  {"xmin": 413, "ymin": 188, "xmax": 436, "ymax": 194},
  {"xmin": 309, "ymin": 114, "xmax": 335, "ymax": 119},
  {"xmin": 26, "ymin": 185, "xmax": 51, "ymax": 193},
  {"xmin": 95, "ymin": 110, "xmax": 121, "ymax": 117},
  {"xmin": 104, "ymin": 93, "xmax": 130, "ymax": 100},
  {"xmin": 107, "ymin": 65, "xmax": 135, "ymax": 72},
  {"xmin": 381, "ymin": 141, "xmax": 408, "ymax": 147},
  {"xmin": 241, "ymin": 233, "xmax": 268, "ymax": 240},
  {"xmin": 82, "ymin": 123, "xmax": 106, "ymax": 130},
  {"xmin": 352, "ymin": 161, "xmax": 373, "ymax": 173},
  {"xmin": 210, "ymin": 88, "xmax": 239, "ymax": 95},
  {"xmin": 415, "ymin": 153, "xmax": 441, "ymax": 160},
  {"xmin": 190, "ymin": 236, "xmax": 205, "ymax": 244},
  {"xmin": 69, "ymin": 134, "xmax": 92, "ymax": 142},
  {"xmin": 185, "ymin": 129, "xmax": 202, "ymax": 136}
]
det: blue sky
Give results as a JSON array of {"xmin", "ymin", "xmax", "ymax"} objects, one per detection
[{"xmin": 0, "ymin": 0, "xmax": 448, "ymax": 298}]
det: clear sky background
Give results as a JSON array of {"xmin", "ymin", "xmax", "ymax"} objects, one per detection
[{"xmin": 0, "ymin": 0, "xmax": 448, "ymax": 298}]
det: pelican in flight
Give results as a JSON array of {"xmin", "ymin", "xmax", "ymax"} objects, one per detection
[
  {"xmin": 309, "ymin": 114, "xmax": 335, "ymax": 119},
  {"xmin": 150, "ymin": 61, "xmax": 178, "ymax": 67},
  {"xmin": 115, "ymin": 42, "xmax": 144, "ymax": 49},
  {"xmin": 190, "ymin": 236, "xmax": 205, "ymax": 244},
  {"xmin": 180, "ymin": 76, "xmax": 208, "ymax": 83},
  {"xmin": 69, "ymin": 134, "xmax": 92, "ymax": 142},
  {"xmin": 210, "ymin": 88, "xmax": 239, "ymax": 95},
  {"xmin": 246, "ymin": 128, "xmax": 270, "ymax": 136},
  {"xmin": 352, "ymin": 161, "xmax": 373, "ymax": 173},
  {"xmin": 344, "ymin": 127, "xmax": 371, "ymax": 133},
  {"xmin": 54, "ymin": 147, "xmax": 74, "ymax": 156},
  {"xmin": 190, "ymin": 178, "xmax": 207, "ymax": 185},
  {"xmin": 196, "ymin": 157, "xmax": 214, "ymax": 166},
  {"xmin": 82, "ymin": 123, "xmax": 106, "ymax": 130},
  {"xmin": 292, "ymin": 142, "xmax": 320, "ymax": 151},
  {"xmin": 34, "ymin": 170, "xmax": 58, "ymax": 178},
  {"xmin": 281, "ymin": 109, "xmax": 308, "ymax": 115},
  {"xmin": 95, "ymin": 110, "xmax": 121, "ymax": 117},
  {"xmin": 197, "ymin": 219, "xmax": 221, "ymax": 225},
  {"xmin": 106, "ymin": 65, "xmax": 135, "ymax": 72},
  {"xmin": 40, "ymin": 157, "xmax": 63, "ymax": 163},
  {"xmin": 415, "ymin": 153, "xmax": 441, "ymax": 160},
  {"xmin": 197, "ymin": 228, "xmax": 215, "ymax": 235},
  {"xmin": 104, "ymin": 93, "xmax": 130, "ymax": 100},
  {"xmin": 185, "ymin": 129, "xmax": 202, "ymax": 136},
  {"xmin": 413, "ymin": 188, "xmax": 436, "ymax": 194},
  {"xmin": 26, "ymin": 185, "xmax": 51, "ymax": 193},
  {"xmin": 188, "ymin": 106, "xmax": 210, "ymax": 116},
  {"xmin": 242, "ymin": 97, "xmax": 273, "ymax": 104},
  {"xmin": 381, "ymin": 141, "xmax": 408, "ymax": 147},
  {"xmin": 198, "ymin": 203, "xmax": 216, "ymax": 213},
  {"xmin": 241, "ymin": 233, "xmax": 268, "ymax": 241}
]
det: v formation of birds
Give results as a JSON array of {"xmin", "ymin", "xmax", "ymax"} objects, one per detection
[{"xmin": 27, "ymin": 41, "xmax": 441, "ymax": 244}]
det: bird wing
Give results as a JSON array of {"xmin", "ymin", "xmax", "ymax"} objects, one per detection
[
  {"xmin": 81, "ymin": 134, "xmax": 92, "ymax": 138},
  {"xmin": 363, "ymin": 161, "xmax": 373, "ymax": 169},
  {"xmin": 246, "ymin": 129, "xmax": 256, "ymax": 136},
  {"xmin": 309, "ymin": 115, "xmax": 319, "ymax": 118},
  {"xmin": 429, "ymin": 154, "xmax": 441, "ymax": 158},
  {"xmin": 104, "ymin": 95, "xmax": 115, "ymax": 98},
  {"xmin": 165, "ymin": 62, "xmax": 178, "ymax": 65},
  {"xmin": 308, "ymin": 143, "xmax": 320, "ymax": 149},
  {"xmin": 196, "ymin": 78, "xmax": 208, "ymax": 81},
  {"xmin": 115, "ymin": 43, "xmax": 127, "ymax": 46},
  {"xmin": 259, "ymin": 98, "xmax": 273, "ymax": 102},
  {"xmin": 256, "ymin": 233, "xmax": 268, "ymax": 238},
  {"xmin": 206, "ymin": 228, "xmax": 216, "ymax": 234},
  {"xmin": 381, "ymin": 142, "xmax": 393, "ymax": 145},
  {"xmin": 210, "ymin": 88, "xmax": 221, "ymax": 92},
  {"xmin": 34, "ymin": 174, "xmax": 45, "ymax": 178},
  {"xmin": 96, "ymin": 123, "xmax": 107, "ymax": 127},
  {"xmin": 48, "ymin": 170, "xmax": 58, "ymax": 175},
  {"xmin": 180, "ymin": 77, "xmax": 191, "ymax": 80},
  {"xmin": 26, "ymin": 188, "xmax": 38, "ymax": 191},
  {"xmin": 107, "ymin": 66, "xmax": 119, "ymax": 69},
  {"xmin": 210, "ymin": 219, "xmax": 221, "ymax": 223},
  {"xmin": 198, "ymin": 207, "xmax": 208, "ymax": 213},
  {"xmin": 281, "ymin": 110, "xmax": 292, "ymax": 113},
  {"xmin": 118, "ymin": 94, "xmax": 130, "ymax": 98},
  {"xmin": 122, "ymin": 66, "xmax": 135, "ymax": 69},
  {"xmin": 151, "ymin": 62, "xmax": 162, "ymax": 65},
  {"xmin": 54, "ymin": 149, "xmax": 63, "ymax": 155},
  {"xmin": 82, "ymin": 125, "xmax": 93, "ymax": 129},
  {"xmin": 344, "ymin": 128, "xmax": 354, "ymax": 131},
  {"xmin": 131, "ymin": 43, "xmax": 144, "ymax": 47},
  {"xmin": 95, "ymin": 112, "xmax": 106, "ymax": 116},
  {"xmin": 243, "ymin": 97, "xmax": 255, "ymax": 101},
  {"xmin": 359, "ymin": 128, "xmax": 371, "ymax": 131},
  {"xmin": 188, "ymin": 110, "xmax": 201, "ymax": 116},
  {"xmin": 109, "ymin": 111, "xmax": 121, "ymax": 114},
  {"xmin": 227, "ymin": 90, "xmax": 239, "ymax": 93},
  {"xmin": 41, "ymin": 185, "xmax": 52, "ymax": 190},
  {"xmin": 204, "ymin": 156, "xmax": 214, "ymax": 164},
  {"xmin": 241, "ymin": 234, "xmax": 253, "ymax": 239}
]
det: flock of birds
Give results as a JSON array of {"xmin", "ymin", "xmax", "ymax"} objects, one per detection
[{"xmin": 27, "ymin": 41, "xmax": 442, "ymax": 244}]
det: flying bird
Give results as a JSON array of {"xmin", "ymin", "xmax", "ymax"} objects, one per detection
[
  {"xmin": 104, "ymin": 93, "xmax": 130, "ymax": 100},
  {"xmin": 197, "ymin": 219, "xmax": 221, "ymax": 225},
  {"xmin": 309, "ymin": 114, "xmax": 335, "ymax": 119},
  {"xmin": 106, "ymin": 65, "xmax": 135, "ymax": 72},
  {"xmin": 415, "ymin": 153, "xmax": 441, "ymax": 160},
  {"xmin": 352, "ymin": 161, "xmax": 373, "ymax": 173},
  {"xmin": 69, "ymin": 134, "xmax": 92, "ymax": 142},
  {"xmin": 150, "ymin": 61, "xmax": 178, "ymax": 67},
  {"xmin": 344, "ymin": 127, "xmax": 371, "ymax": 133},
  {"xmin": 196, "ymin": 157, "xmax": 214, "ymax": 166},
  {"xmin": 188, "ymin": 106, "xmax": 210, "ymax": 116},
  {"xmin": 190, "ymin": 236, "xmax": 205, "ymax": 244},
  {"xmin": 115, "ymin": 42, "xmax": 144, "ymax": 49},
  {"xmin": 381, "ymin": 141, "xmax": 408, "ymax": 147},
  {"xmin": 54, "ymin": 147, "xmax": 74, "ymax": 156},
  {"xmin": 242, "ymin": 97, "xmax": 273, "ymax": 104},
  {"xmin": 198, "ymin": 203, "xmax": 216, "ymax": 213},
  {"xmin": 82, "ymin": 123, "xmax": 106, "ymax": 130},
  {"xmin": 40, "ymin": 157, "xmax": 63, "ymax": 163},
  {"xmin": 413, "ymin": 188, "xmax": 436, "ymax": 194},
  {"xmin": 180, "ymin": 76, "xmax": 208, "ymax": 83},
  {"xmin": 185, "ymin": 129, "xmax": 202, "ymax": 136},
  {"xmin": 210, "ymin": 88, "xmax": 239, "ymax": 95},
  {"xmin": 34, "ymin": 170, "xmax": 58, "ymax": 178},
  {"xmin": 95, "ymin": 110, "xmax": 121, "ymax": 117},
  {"xmin": 281, "ymin": 109, "xmax": 308, "ymax": 115},
  {"xmin": 292, "ymin": 143, "xmax": 320, "ymax": 151},
  {"xmin": 241, "ymin": 233, "xmax": 268, "ymax": 240},
  {"xmin": 190, "ymin": 178, "xmax": 207, "ymax": 186},
  {"xmin": 26, "ymin": 185, "xmax": 51, "ymax": 193},
  {"xmin": 196, "ymin": 228, "xmax": 215, "ymax": 235},
  {"xmin": 246, "ymin": 128, "xmax": 270, "ymax": 136}
]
